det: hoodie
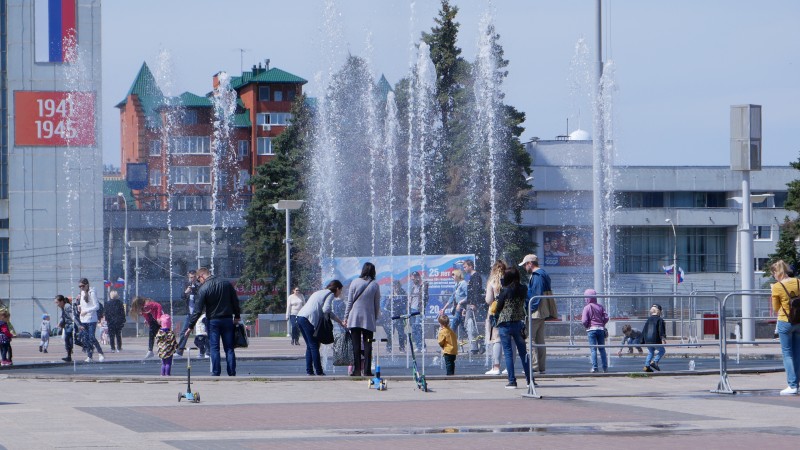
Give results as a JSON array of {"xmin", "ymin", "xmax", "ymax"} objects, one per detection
[{"xmin": 581, "ymin": 289, "xmax": 609, "ymax": 329}]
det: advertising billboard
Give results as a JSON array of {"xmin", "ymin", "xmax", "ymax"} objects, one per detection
[
  {"xmin": 14, "ymin": 91, "xmax": 96, "ymax": 146},
  {"xmin": 542, "ymin": 231, "xmax": 593, "ymax": 267}
]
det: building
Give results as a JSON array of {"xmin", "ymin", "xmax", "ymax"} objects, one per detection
[
  {"xmin": 523, "ymin": 136, "xmax": 797, "ymax": 317},
  {"xmin": 1, "ymin": 0, "xmax": 103, "ymax": 333}
]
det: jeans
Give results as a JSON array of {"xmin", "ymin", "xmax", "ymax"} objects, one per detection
[
  {"xmin": 297, "ymin": 316, "xmax": 323, "ymax": 375},
  {"xmin": 444, "ymin": 353, "xmax": 456, "ymax": 375},
  {"xmin": 498, "ymin": 321, "xmax": 531, "ymax": 385},
  {"xmin": 108, "ymin": 326, "xmax": 123, "ymax": 351},
  {"xmin": 147, "ymin": 320, "xmax": 160, "ymax": 351},
  {"xmin": 208, "ymin": 318, "xmax": 236, "ymax": 376},
  {"xmin": 0, "ymin": 343, "xmax": 9, "ymax": 361},
  {"xmin": 777, "ymin": 320, "xmax": 800, "ymax": 388},
  {"xmin": 289, "ymin": 315, "xmax": 300, "ymax": 343},
  {"xmin": 587, "ymin": 329, "xmax": 608, "ymax": 371},
  {"xmin": 64, "ymin": 328, "xmax": 74, "ymax": 357},
  {"xmin": 645, "ymin": 345, "xmax": 666, "ymax": 367},
  {"xmin": 83, "ymin": 321, "xmax": 104, "ymax": 359}
]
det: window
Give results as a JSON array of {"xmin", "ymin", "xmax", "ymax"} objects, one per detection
[
  {"xmin": 755, "ymin": 258, "xmax": 769, "ymax": 272},
  {"xmin": 256, "ymin": 113, "xmax": 293, "ymax": 126},
  {"xmin": 172, "ymin": 195, "xmax": 211, "ymax": 211},
  {"xmin": 274, "ymin": 90, "xmax": 283, "ymax": 101},
  {"xmin": 774, "ymin": 192, "xmax": 788, "ymax": 208},
  {"xmin": 755, "ymin": 225, "xmax": 771, "ymax": 240},
  {"xmin": 287, "ymin": 90, "xmax": 296, "ymax": 101},
  {"xmin": 238, "ymin": 170, "xmax": 250, "ymax": 189},
  {"xmin": 149, "ymin": 169, "xmax": 162, "ymax": 187},
  {"xmin": 257, "ymin": 137, "xmax": 273, "ymax": 155},
  {"xmin": 0, "ymin": 219, "xmax": 7, "ymax": 229},
  {"xmin": 237, "ymin": 140, "xmax": 249, "ymax": 160},
  {"xmin": 170, "ymin": 166, "xmax": 211, "ymax": 184},
  {"xmin": 0, "ymin": 238, "xmax": 7, "ymax": 273},
  {"xmin": 168, "ymin": 136, "xmax": 211, "ymax": 154},
  {"xmin": 183, "ymin": 110, "xmax": 198, "ymax": 125},
  {"xmin": 149, "ymin": 140, "xmax": 161, "ymax": 156},
  {"xmin": 616, "ymin": 227, "xmax": 727, "ymax": 273},
  {"xmin": 259, "ymin": 86, "xmax": 270, "ymax": 101}
]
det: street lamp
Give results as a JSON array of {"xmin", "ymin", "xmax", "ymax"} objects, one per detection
[
  {"xmin": 665, "ymin": 218, "xmax": 677, "ymax": 298},
  {"xmin": 128, "ymin": 240, "xmax": 148, "ymax": 338},
  {"xmin": 272, "ymin": 200, "xmax": 304, "ymax": 336},
  {"xmin": 117, "ymin": 192, "xmax": 129, "ymax": 306},
  {"xmin": 187, "ymin": 225, "xmax": 213, "ymax": 270}
]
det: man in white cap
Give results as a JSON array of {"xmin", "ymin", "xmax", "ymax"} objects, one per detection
[{"xmin": 519, "ymin": 254, "xmax": 552, "ymax": 373}]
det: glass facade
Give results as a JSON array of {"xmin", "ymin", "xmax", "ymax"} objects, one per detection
[
  {"xmin": 616, "ymin": 227, "xmax": 727, "ymax": 273},
  {"xmin": 1, "ymin": 0, "xmax": 7, "ymax": 199}
]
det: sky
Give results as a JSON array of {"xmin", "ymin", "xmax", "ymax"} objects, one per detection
[{"xmin": 101, "ymin": 0, "xmax": 800, "ymax": 168}]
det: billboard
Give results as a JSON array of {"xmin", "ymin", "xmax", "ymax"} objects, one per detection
[
  {"xmin": 542, "ymin": 231, "xmax": 593, "ymax": 267},
  {"xmin": 14, "ymin": 91, "xmax": 96, "ymax": 146},
  {"xmin": 325, "ymin": 254, "xmax": 476, "ymax": 319}
]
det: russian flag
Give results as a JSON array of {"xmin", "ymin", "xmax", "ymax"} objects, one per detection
[
  {"xmin": 35, "ymin": 0, "xmax": 77, "ymax": 63},
  {"xmin": 662, "ymin": 265, "xmax": 685, "ymax": 283},
  {"xmin": 104, "ymin": 280, "xmax": 111, "ymax": 288},
  {"xmin": 113, "ymin": 277, "xmax": 125, "ymax": 289}
]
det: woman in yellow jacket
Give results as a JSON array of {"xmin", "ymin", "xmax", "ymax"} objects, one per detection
[{"xmin": 771, "ymin": 260, "xmax": 800, "ymax": 395}]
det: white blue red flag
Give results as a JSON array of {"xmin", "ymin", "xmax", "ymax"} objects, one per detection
[
  {"xmin": 35, "ymin": 0, "xmax": 77, "ymax": 63},
  {"xmin": 113, "ymin": 277, "xmax": 125, "ymax": 289},
  {"xmin": 662, "ymin": 264, "xmax": 684, "ymax": 283}
]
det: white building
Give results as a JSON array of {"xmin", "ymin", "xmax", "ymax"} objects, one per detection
[
  {"xmin": 1, "ymin": 1, "xmax": 103, "ymax": 333},
  {"xmin": 523, "ymin": 136, "xmax": 797, "ymax": 316}
]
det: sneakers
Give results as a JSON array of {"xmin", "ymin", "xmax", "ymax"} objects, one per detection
[
  {"xmin": 649, "ymin": 362, "xmax": 661, "ymax": 372},
  {"xmin": 643, "ymin": 365, "xmax": 653, "ymax": 373},
  {"xmin": 39, "ymin": 345, "xmax": 43, "ymax": 352},
  {"xmin": 43, "ymin": 349, "xmax": 48, "ymax": 353},
  {"xmin": 1, "ymin": 360, "xmax": 10, "ymax": 366},
  {"xmin": 85, "ymin": 357, "xmax": 93, "ymax": 363},
  {"xmin": 98, "ymin": 354, "xmax": 105, "ymax": 362},
  {"xmin": 143, "ymin": 350, "xmax": 154, "ymax": 359},
  {"xmin": 501, "ymin": 369, "xmax": 508, "ymax": 375},
  {"xmin": 485, "ymin": 368, "xmax": 501, "ymax": 375},
  {"xmin": 505, "ymin": 382, "xmax": 518, "ymax": 389},
  {"xmin": 590, "ymin": 368, "xmax": 598, "ymax": 373},
  {"xmin": 780, "ymin": 386, "xmax": 798, "ymax": 395},
  {"xmin": 204, "ymin": 354, "xmax": 210, "ymax": 359},
  {"xmin": 62, "ymin": 357, "xmax": 72, "ymax": 362}
]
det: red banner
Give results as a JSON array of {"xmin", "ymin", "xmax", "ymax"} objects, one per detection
[{"xmin": 14, "ymin": 91, "xmax": 96, "ymax": 146}]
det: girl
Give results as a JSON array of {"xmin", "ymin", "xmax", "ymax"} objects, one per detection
[
  {"xmin": 484, "ymin": 260, "xmax": 507, "ymax": 375},
  {"xmin": 155, "ymin": 314, "xmax": 178, "ymax": 376},
  {"xmin": 0, "ymin": 309, "xmax": 13, "ymax": 366},
  {"xmin": 771, "ymin": 259, "xmax": 800, "ymax": 395},
  {"xmin": 581, "ymin": 289, "xmax": 609, "ymax": 373},
  {"xmin": 40, "ymin": 314, "xmax": 51, "ymax": 353},
  {"xmin": 55, "ymin": 295, "xmax": 75, "ymax": 362},
  {"xmin": 129, "ymin": 296, "xmax": 163, "ymax": 360}
]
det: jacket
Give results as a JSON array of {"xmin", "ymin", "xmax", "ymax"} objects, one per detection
[
  {"xmin": 79, "ymin": 287, "xmax": 100, "ymax": 324},
  {"xmin": 155, "ymin": 329, "xmax": 178, "ymax": 359},
  {"xmin": 344, "ymin": 278, "xmax": 381, "ymax": 332},
  {"xmin": 466, "ymin": 272, "xmax": 483, "ymax": 307},
  {"xmin": 581, "ymin": 298, "xmax": 609, "ymax": 329},
  {"xmin": 772, "ymin": 278, "xmax": 800, "ymax": 323},
  {"xmin": 188, "ymin": 276, "xmax": 241, "ymax": 328},
  {"xmin": 298, "ymin": 289, "xmax": 337, "ymax": 329},
  {"xmin": 104, "ymin": 298, "xmax": 126, "ymax": 329},
  {"xmin": 528, "ymin": 268, "xmax": 552, "ymax": 317},
  {"xmin": 438, "ymin": 326, "xmax": 457, "ymax": 355},
  {"xmin": 642, "ymin": 315, "xmax": 666, "ymax": 345},
  {"xmin": 495, "ymin": 284, "xmax": 528, "ymax": 324}
]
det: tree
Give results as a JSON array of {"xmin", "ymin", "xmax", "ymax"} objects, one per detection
[{"xmin": 765, "ymin": 152, "xmax": 800, "ymax": 278}]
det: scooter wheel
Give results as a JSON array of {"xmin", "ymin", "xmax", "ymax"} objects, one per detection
[
  {"xmin": 194, "ymin": 392, "xmax": 200, "ymax": 403},
  {"xmin": 421, "ymin": 378, "xmax": 428, "ymax": 392},
  {"xmin": 380, "ymin": 381, "xmax": 387, "ymax": 390},
  {"xmin": 178, "ymin": 392, "xmax": 182, "ymax": 402},
  {"xmin": 367, "ymin": 380, "xmax": 373, "ymax": 388}
]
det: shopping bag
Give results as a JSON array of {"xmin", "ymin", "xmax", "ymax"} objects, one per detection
[
  {"xmin": 313, "ymin": 313, "xmax": 335, "ymax": 345},
  {"xmin": 333, "ymin": 330, "xmax": 354, "ymax": 366},
  {"xmin": 234, "ymin": 323, "xmax": 249, "ymax": 348}
]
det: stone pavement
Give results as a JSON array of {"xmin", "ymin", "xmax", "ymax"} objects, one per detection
[{"xmin": 1, "ymin": 336, "xmax": 798, "ymax": 448}]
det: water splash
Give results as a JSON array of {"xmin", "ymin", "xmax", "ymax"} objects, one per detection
[{"xmin": 211, "ymin": 71, "xmax": 238, "ymax": 273}]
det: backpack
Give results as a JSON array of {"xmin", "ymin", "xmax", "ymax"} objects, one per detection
[
  {"xmin": 779, "ymin": 279, "xmax": 800, "ymax": 325},
  {"xmin": 96, "ymin": 301, "xmax": 105, "ymax": 321}
]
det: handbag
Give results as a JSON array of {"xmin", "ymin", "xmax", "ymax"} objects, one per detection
[
  {"xmin": 604, "ymin": 328, "xmax": 609, "ymax": 339},
  {"xmin": 234, "ymin": 322, "xmax": 249, "ymax": 348},
  {"xmin": 333, "ymin": 330, "xmax": 354, "ymax": 366},
  {"xmin": 314, "ymin": 312, "xmax": 335, "ymax": 345}
]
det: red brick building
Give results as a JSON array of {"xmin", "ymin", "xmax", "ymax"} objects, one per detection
[{"xmin": 116, "ymin": 61, "xmax": 306, "ymax": 210}]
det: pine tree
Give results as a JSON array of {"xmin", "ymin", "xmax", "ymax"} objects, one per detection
[{"xmin": 765, "ymin": 152, "xmax": 800, "ymax": 277}]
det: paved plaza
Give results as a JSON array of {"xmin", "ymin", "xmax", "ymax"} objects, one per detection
[{"xmin": 1, "ymin": 336, "xmax": 798, "ymax": 449}]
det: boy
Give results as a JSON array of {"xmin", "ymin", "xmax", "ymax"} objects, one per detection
[
  {"xmin": 641, "ymin": 304, "xmax": 667, "ymax": 372},
  {"xmin": 616, "ymin": 324, "xmax": 644, "ymax": 356},
  {"xmin": 40, "ymin": 314, "xmax": 51, "ymax": 353},
  {"xmin": 437, "ymin": 314, "xmax": 457, "ymax": 375}
]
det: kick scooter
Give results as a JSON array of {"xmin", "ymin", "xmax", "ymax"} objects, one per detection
[
  {"xmin": 178, "ymin": 347, "xmax": 200, "ymax": 403},
  {"xmin": 368, "ymin": 338, "xmax": 388, "ymax": 390},
  {"xmin": 392, "ymin": 311, "xmax": 428, "ymax": 392}
]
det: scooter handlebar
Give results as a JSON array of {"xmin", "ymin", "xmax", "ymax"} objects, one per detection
[{"xmin": 391, "ymin": 311, "xmax": 421, "ymax": 320}]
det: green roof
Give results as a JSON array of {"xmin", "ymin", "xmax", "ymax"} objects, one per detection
[
  {"xmin": 233, "ymin": 111, "xmax": 251, "ymax": 127},
  {"xmin": 103, "ymin": 179, "xmax": 137, "ymax": 210},
  {"xmin": 116, "ymin": 62, "xmax": 163, "ymax": 108},
  {"xmin": 230, "ymin": 67, "xmax": 307, "ymax": 90},
  {"xmin": 376, "ymin": 74, "xmax": 393, "ymax": 100},
  {"xmin": 174, "ymin": 91, "xmax": 213, "ymax": 108}
]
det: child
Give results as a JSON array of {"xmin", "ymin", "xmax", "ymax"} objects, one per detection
[
  {"xmin": 0, "ymin": 309, "xmax": 13, "ymax": 366},
  {"xmin": 641, "ymin": 304, "xmax": 667, "ymax": 372},
  {"xmin": 194, "ymin": 314, "xmax": 209, "ymax": 358},
  {"xmin": 155, "ymin": 314, "xmax": 178, "ymax": 376},
  {"xmin": 40, "ymin": 314, "xmax": 51, "ymax": 353},
  {"xmin": 99, "ymin": 316, "xmax": 109, "ymax": 346},
  {"xmin": 437, "ymin": 314, "xmax": 457, "ymax": 375},
  {"xmin": 616, "ymin": 324, "xmax": 644, "ymax": 356}
]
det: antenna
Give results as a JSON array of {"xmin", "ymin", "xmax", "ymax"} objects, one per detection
[{"xmin": 235, "ymin": 48, "xmax": 251, "ymax": 73}]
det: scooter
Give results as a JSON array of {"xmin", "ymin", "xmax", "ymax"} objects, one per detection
[
  {"xmin": 368, "ymin": 338, "xmax": 388, "ymax": 391},
  {"xmin": 178, "ymin": 347, "xmax": 200, "ymax": 403},
  {"xmin": 392, "ymin": 312, "xmax": 428, "ymax": 392}
]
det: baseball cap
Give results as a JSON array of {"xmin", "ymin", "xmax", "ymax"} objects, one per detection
[{"xmin": 518, "ymin": 254, "xmax": 538, "ymax": 266}]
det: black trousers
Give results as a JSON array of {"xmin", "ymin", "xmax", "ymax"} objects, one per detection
[
  {"xmin": 444, "ymin": 353, "xmax": 456, "ymax": 375},
  {"xmin": 350, "ymin": 327, "xmax": 373, "ymax": 375},
  {"xmin": 108, "ymin": 326, "xmax": 123, "ymax": 350}
]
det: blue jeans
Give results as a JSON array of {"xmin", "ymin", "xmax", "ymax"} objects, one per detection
[
  {"xmin": 498, "ymin": 321, "xmax": 530, "ymax": 384},
  {"xmin": 777, "ymin": 320, "xmax": 800, "ymax": 388},
  {"xmin": 83, "ymin": 321, "xmax": 103, "ymax": 359},
  {"xmin": 208, "ymin": 318, "xmax": 236, "ymax": 376},
  {"xmin": 645, "ymin": 345, "xmax": 665, "ymax": 367},
  {"xmin": 290, "ymin": 315, "xmax": 300, "ymax": 343},
  {"xmin": 587, "ymin": 329, "xmax": 608, "ymax": 371},
  {"xmin": 297, "ymin": 316, "xmax": 323, "ymax": 375}
]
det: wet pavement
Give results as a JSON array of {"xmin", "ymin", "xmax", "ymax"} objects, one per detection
[{"xmin": 0, "ymin": 336, "xmax": 797, "ymax": 448}]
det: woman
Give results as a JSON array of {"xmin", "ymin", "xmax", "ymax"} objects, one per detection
[
  {"xmin": 296, "ymin": 280, "xmax": 345, "ymax": 376},
  {"xmin": 494, "ymin": 267, "xmax": 531, "ymax": 389},
  {"xmin": 287, "ymin": 287, "xmax": 306, "ymax": 345},
  {"xmin": 77, "ymin": 278, "xmax": 105, "ymax": 363},
  {"xmin": 442, "ymin": 269, "xmax": 468, "ymax": 337},
  {"xmin": 771, "ymin": 260, "xmax": 800, "ymax": 395},
  {"xmin": 55, "ymin": 295, "xmax": 76, "ymax": 362},
  {"xmin": 105, "ymin": 290, "xmax": 126, "ymax": 352},
  {"xmin": 581, "ymin": 288, "xmax": 609, "ymax": 373},
  {"xmin": 344, "ymin": 262, "xmax": 381, "ymax": 377},
  {"xmin": 129, "ymin": 296, "xmax": 163, "ymax": 360},
  {"xmin": 484, "ymin": 260, "xmax": 507, "ymax": 375}
]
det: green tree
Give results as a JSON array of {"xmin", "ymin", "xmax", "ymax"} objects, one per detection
[{"xmin": 765, "ymin": 152, "xmax": 800, "ymax": 278}]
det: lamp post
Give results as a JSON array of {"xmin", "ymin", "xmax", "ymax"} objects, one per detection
[
  {"xmin": 117, "ymin": 193, "xmax": 129, "ymax": 306},
  {"xmin": 272, "ymin": 200, "xmax": 304, "ymax": 337},
  {"xmin": 187, "ymin": 225, "xmax": 213, "ymax": 270},
  {"xmin": 665, "ymin": 218, "xmax": 678, "ymax": 335},
  {"xmin": 128, "ymin": 240, "xmax": 148, "ymax": 338}
]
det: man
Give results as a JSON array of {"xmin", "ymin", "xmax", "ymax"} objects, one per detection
[
  {"xmin": 463, "ymin": 260, "xmax": 484, "ymax": 354},
  {"xmin": 184, "ymin": 267, "xmax": 241, "ymax": 376},
  {"xmin": 519, "ymin": 254, "xmax": 551, "ymax": 374},
  {"xmin": 407, "ymin": 271, "xmax": 428, "ymax": 352},
  {"xmin": 176, "ymin": 270, "xmax": 200, "ymax": 356}
]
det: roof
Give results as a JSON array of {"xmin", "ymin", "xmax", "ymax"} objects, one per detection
[
  {"xmin": 376, "ymin": 74, "xmax": 393, "ymax": 101},
  {"xmin": 234, "ymin": 111, "xmax": 251, "ymax": 127},
  {"xmin": 174, "ymin": 91, "xmax": 213, "ymax": 108},
  {"xmin": 103, "ymin": 179, "xmax": 137, "ymax": 210},
  {"xmin": 230, "ymin": 67, "xmax": 307, "ymax": 90},
  {"xmin": 115, "ymin": 62, "xmax": 163, "ymax": 108}
]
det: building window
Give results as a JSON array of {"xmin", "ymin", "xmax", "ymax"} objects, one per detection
[
  {"xmin": 274, "ymin": 90, "xmax": 283, "ymax": 102},
  {"xmin": 0, "ymin": 219, "xmax": 7, "ymax": 229},
  {"xmin": 774, "ymin": 192, "xmax": 788, "ymax": 208},
  {"xmin": 259, "ymin": 86, "xmax": 270, "ymax": 101},
  {"xmin": 287, "ymin": 90, "xmax": 296, "ymax": 101},
  {"xmin": 616, "ymin": 227, "xmax": 727, "ymax": 273},
  {"xmin": 0, "ymin": 238, "xmax": 7, "ymax": 273},
  {"xmin": 256, "ymin": 113, "xmax": 293, "ymax": 126},
  {"xmin": 170, "ymin": 166, "xmax": 211, "ymax": 184},
  {"xmin": 183, "ymin": 110, "xmax": 198, "ymax": 125},
  {"xmin": 149, "ymin": 169, "xmax": 162, "ymax": 187},
  {"xmin": 169, "ymin": 136, "xmax": 211, "ymax": 154},
  {"xmin": 755, "ymin": 225, "xmax": 771, "ymax": 240},
  {"xmin": 755, "ymin": 258, "xmax": 769, "ymax": 272},
  {"xmin": 238, "ymin": 170, "xmax": 250, "ymax": 189},
  {"xmin": 149, "ymin": 140, "xmax": 161, "ymax": 156},
  {"xmin": 172, "ymin": 195, "xmax": 211, "ymax": 211},
  {"xmin": 257, "ymin": 137, "xmax": 273, "ymax": 155},
  {"xmin": 237, "ymin": 140, "xmax": 249, "ymax": 160}
]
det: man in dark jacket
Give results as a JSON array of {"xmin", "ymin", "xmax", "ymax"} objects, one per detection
[{"xmin": 184, "ymin": 267, "xmax": 241, "ymax": 376}]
